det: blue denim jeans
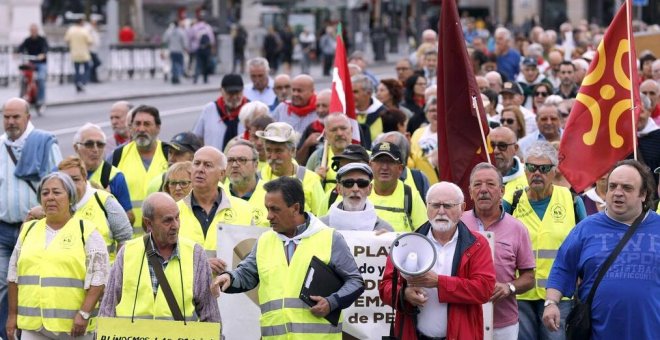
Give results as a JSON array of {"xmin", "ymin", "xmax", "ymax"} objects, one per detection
[
  {"xmin": 35, "ymin": 62, "xmax": 47, "ymax": 105},
  {"xmin": 74, "ymin": 61, "xmax": 90, "ymax": 88},
  {"xmin": 518, "ymin": 299, "xmax": 573, "ymax": 340},
  {"xmin": 170, "ymin": 51, "xmax": 184, "ymax": 83},
  {"xmin": 0, "ymin": 221, "xmax": 21, "ymax": 340}
]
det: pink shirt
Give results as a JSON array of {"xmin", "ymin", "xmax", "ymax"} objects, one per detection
[{"xmin": 461, "ymin": 209, "xmax": 535, "ymax": 328}]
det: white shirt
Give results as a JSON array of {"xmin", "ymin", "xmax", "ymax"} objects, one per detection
[
  {"xmin": 244, "ymin": 78, "xmax": 276, "ymax": 106},
  {"xmin": 416, "ymin": 227, "xmax": 458, "ymax": 338}
]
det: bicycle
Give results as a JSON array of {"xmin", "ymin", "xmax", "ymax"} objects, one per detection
[{"xmin": 17, "ymin": 54, "xmax": 44, "ymax": 116}]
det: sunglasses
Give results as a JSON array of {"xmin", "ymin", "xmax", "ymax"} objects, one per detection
[
  {"xmin": 525, "ymin": 163, "xmax": 554, "ymax": 174},
  {"xmin": 534, "ymin": 91, "xmax": 549, "ymax": 97},
  {"xmin": 340, "ymin": 179, "xmax": 371, "ymax": 189},
  {"xmin": 500, "ymin": 118, "xmax": 515, "ymax": 125},
  {"xmin": 77, "ymin": 141, "xmax": 106, "ymax": 149},
  {"xmin": 490, "ymin": 141, "xmax": 515, "ymax": 151}
]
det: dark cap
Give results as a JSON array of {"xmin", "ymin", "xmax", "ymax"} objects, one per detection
[
  {"xmin": 500, "ymin": 81, "xmax": 523, "ymax": 95},
  {"xmin": 221, "ymin": 74, "xmax": 244, "ymax": 92},
  {"xmin": 170, "ymin": 132, "xmax": 203, "ymax": 154},
  {"xmin": 370, "ymin": 142, "xmax": 402, "ymax": 163},
  {"xmin": 522, "ymin": 56, "xmax": 538, "ymax": 67},
  {"xmin": 332, "ymin": 144, "xmax": 370, "ymax": 164}
]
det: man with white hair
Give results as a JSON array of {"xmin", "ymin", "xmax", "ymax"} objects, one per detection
[
  {"xmin": 571, "ymin": 58, "xmax": 589, "ymax": 86},
  {"xmin": 379, "ymin": 181, "xmax": 495, "ymax": 340},
  {"xmin": 320, "ymin": 163, "xmax": 393, "ymax": 231},
  {"xmin": 421, "ymin": 29, "xmax": 437, "ymax": 45},
  {"xmin": 640, "ymin": 79, "xmax": 660, "ymax": 124},
  {"xmin": 485, "ymin": 71, "xmax": 504, "ymax": 93},
  {"xmin": 352, "ymin": 74, "xmax": 385, "ymax": 147},
  {"xmin": 237, "ymin": 101, "xmax": 269, "ymax": 141},
  {"xmin": 244, "ymin": 57, "xmax": 275, "ymax": 105},
  {"xmin": 495, "ymin": 27, "xmax": 521, "ymax": 81},
  {"xmin": 652, "ymin": 59, "xmax": 660, "ymax": 82},
  {"xmin": 106, "ymin": 100, "xmax": 132, "ymax": 156},
  {"xmin": 544, "ymin": 50, "xmax": 563, "ymax": 89},
  {"xmin": 73, "ymin": 123, "xmax": 133, "ymax": 220},
  {"xmin": 307, "ymin": 113, "xmax": 354, "ymax": 192},
  {"xmin": 270, "ymin": 73, "xmax": 291, "ymax": 110}
]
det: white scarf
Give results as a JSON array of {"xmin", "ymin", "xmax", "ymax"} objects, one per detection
[
  {"xmin": 637, "ymin": 119, "xmax": 660, "ymax": 137},
  {"xmin": 584, "ymin": 187, "xmax": 606, "ymax": 209},
  {"xmin": 75, "ymin": 182, "xmax": 96, "ymax": 210},
  {"xmin": 328, "ymin": 201, "xmax": 378, "ymax": 231}
]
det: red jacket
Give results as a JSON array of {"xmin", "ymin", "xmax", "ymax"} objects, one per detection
[{"xmin": 379, "ymin": 222, "xmax": 495, "ymax": 340}]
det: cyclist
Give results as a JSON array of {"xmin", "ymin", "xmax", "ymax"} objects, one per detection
[{"xmin": 17, "ymin": 23, "xmax": 48, "ymax": 115}]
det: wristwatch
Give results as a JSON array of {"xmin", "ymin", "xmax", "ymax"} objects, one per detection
[
  {"xmin": 78, "ymin": 310, "xmax": 91, "ymax": 320},
  {"xmin": 544, "ymin": 300, "xmax": 559, "ymax": 308},
  {"xmin": 507, "ymin": 282, "xmax": 516, "ymax": 294}
]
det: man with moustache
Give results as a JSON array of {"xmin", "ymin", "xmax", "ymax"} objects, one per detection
[
  {"xmin": 270, "ymin": 75, "xmax": 318, "ymax": 131},
  {"xmin": 307, "ymin": 113, "xmax": 354, "ymax": 192},
  {"xmin": 111, "ymin": 104, "xmax": 170, "ymax": 235},
  {"xmin": 518, "ymin": 104, "xmax": 563, "ymax": 158},
  {"xmin": 462, "ymin": 163, "xmax": 535, "ymax": 340},
  {"xmin": 193, "ymin": 74, "xmax": 250, "ymax": 151},
  {"xmin": 379, "ymin": 182, "xmax": 496, "ymax": 340},
  {"xmin": 488, "ymin": 127, "xmax": 528, "ymax": 202},
  {"xmin": 296, "ymin": 88, "xmax": 331, "ymax": 165},
  {"xmin": 105, "ymin": 101, "xmax": 132, "ymax": 156},
  {"xmin": 225, "ymin": 140, "xmax": 269, "ymax": 226},
  {"xmin": 320, "ymin": 163, "xmax": 393, "ymax": 231},
  {"xmin": 73, "ymin": 123, "xmax": 133, "ymax": 223},
  {"xmin": 503, "ymin": 141, "xmax": 587, "ymax": 340}
]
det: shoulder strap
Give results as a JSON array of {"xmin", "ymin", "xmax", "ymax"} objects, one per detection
[
  {"xmin": 94, "ymin": 191, "xmax": 108, "ymax": 219},
  {"xmin": 4, "ymin": 144, "xmax": 37, "ymax": 194},
  {"xmin": 99, "ymin": 162, "xmax": 113, "ymax": 189},
  {"xmin": 159, "ymin": 172, "xmax": 167, "ymax": 192},
  {"xmin": 365, "ymin": 112, "xmax": 379, "ymax": 126},
  {"xmin": 295, "ymin": 165, "xmax": 306, "ymax": 181},
  {"xmin": 403, "ymin": 184, "xmax": 413, "ymax": 231},
  {"xmin": 79, "ymin": 220, "xmax": 86, "ymax": 247},
  {"xmin": 328, "ymin": 190, "xmax": 339, "ymax": 210},
  {"xmin": 143, "ymin": 234, "xmax": 184, "ymax": 321},
  {"xmin": 21, "ymin": 221, "xmax": 38, "ymax": 244},
  {"xmin": 510, "ymin": 189, "xmax": 524, "ymax": 214},
  {"xmin": 160, "ymin": 141, "xmax": 170, "ymax": 158},
  {"xmin": 570, "ymin": 190, "xmax": 580, "ymax": 223},
  {"xmin": 111, "ymin": 145, "xmax": 125, "ymax": 167},
  {"xmin": 585, "ymin": 210, "xmax": 646, "ymax": 304}
]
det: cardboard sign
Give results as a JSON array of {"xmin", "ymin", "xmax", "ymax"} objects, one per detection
[{"xmin": 96, "ymin": 317, "xmax": 221, "ymax": 340}]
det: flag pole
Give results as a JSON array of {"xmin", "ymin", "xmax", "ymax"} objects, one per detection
[
  {"xmin": 625, "ymin": 0, "xmax": 637, "ymax": 160},
  {"xmin": 321, "ymin": 136, "xmax": 329, "ymax": 168},
  {"xmin": 472, "ymin": 96, "xmax": 492, "ymax": 164}
]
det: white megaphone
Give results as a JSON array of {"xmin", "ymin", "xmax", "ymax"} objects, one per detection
[{"xmin": 390, "ymin": 233, "xmax": 437, "ymax": 276}]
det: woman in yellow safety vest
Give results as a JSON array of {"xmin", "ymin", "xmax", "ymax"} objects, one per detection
[{"xmin": 7, "ymin": 172, "xmax": 109, "ymax": 340}]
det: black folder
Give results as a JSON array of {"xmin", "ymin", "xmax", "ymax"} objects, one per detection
[{"xmin": 299, "ymin": 256, "xmax": 343, "ymax": 326}]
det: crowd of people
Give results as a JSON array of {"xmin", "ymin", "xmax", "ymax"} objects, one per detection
[{"xmin": 1, "ymin": 16, "xmax": 659, "ymax": 340}]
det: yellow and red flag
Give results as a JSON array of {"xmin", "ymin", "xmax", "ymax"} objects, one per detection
[
  {"xmin": 328, "ymin": 24, "xmax": 360, "ymax": 144},
  {"xmin": 558, "ymin": 0, "xmax": 640, "ymax": 193}
]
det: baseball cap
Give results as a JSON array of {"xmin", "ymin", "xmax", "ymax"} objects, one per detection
[
  {"xmin": 221, "ymin": 74, "xmax": 244, "ymax": 93},
  {"xmin": 370, "ymin": 142, "xmax": 402, "ymax": 163},
  {"xmin": 500, "ymin": 81, "xmax": 523, "ymax": 95},
  {"xmin": 169, "ymin": 132, "xmax": 203, "ymax": 153},
  {"xmin": 255, "ymin": 122, "xmax": 297, "ymax": 143},
  {"xmin": 522, "ymin": 56, "xmax": 538, "ymax": 67},
  {"xmin": 336, "ymin": 163, "xmax": 373, "ymax": 181},
  {"xmin": 332, "ymin": 144, "xmax": 370, "ymax": 164}
]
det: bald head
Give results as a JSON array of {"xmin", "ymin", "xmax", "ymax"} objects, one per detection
[
  {"xmin": 422, "ymin": 29, "xmax": 437, "ymax": 44},
  {"xmin": 291, "ymin": 75, "xmax": 315, "ymax": 107},
  {"xmin": 316, "ymin": 89, "xmax": 332, "ymax": 118},
  {"xmin": 476, "ymin": 76, "xmax": 489, "ymax": 91},
  {"xmin": 192, "ymin": 146, "xmax": 227, "ymax": 190},
  {"xmin": 3, "ymin": 98, "xmax": 31, "ymax": 141},
  {"xmin": 274, "ymin": 74, "xmax": 292, "ymax": 102},
  {"xmin": 485, "ymin": 71, "xmax": 503, "ymax": 93},
  {"xmin": 424, "ymin": 85, "xmax": 437, "ymax": 102},
  {"xmin": 489, "ymin": 127, "xmax": 518, "ymax": 175},
  {"xmin": 641, "ymin": 79, "xmax": 659, "ymax": 107},
  {"xmin": 142, "ymin": 192, "xmax": 177, "ymax": 220},
  {"xmin": 110, "ymin": 100, "xmax": 132, "ymax": 137}
]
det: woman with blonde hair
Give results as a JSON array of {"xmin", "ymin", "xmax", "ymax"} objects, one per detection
[
  {"xmin": 163, "ymin": 161, "xmax": 193, "ymax": 202},
  {"xmin": 500, "ymin": 105, "xmax": 527, "ymax": 139}
]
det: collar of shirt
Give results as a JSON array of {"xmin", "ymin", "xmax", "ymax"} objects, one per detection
[
  {"xmin": 471, "ymin": 206, "xmax": 505, "ymax": 232},
  {"xmin": 229, "ymin": 178, "xmax": 258, "ymax": 200},
  {"xmin": 191, "ymin": 187, "xmax": 226, "ymax": 211},
  {"xmin": 426, "ymin": 225, "xmax": 459, "ymax": 248},
  {"xmin": 149, "ymin": 234, "xmax": 180, "ymax": 262},
  {"xmin": 3, "ymin": 121, "xmax": 35, "ymax": 147}
]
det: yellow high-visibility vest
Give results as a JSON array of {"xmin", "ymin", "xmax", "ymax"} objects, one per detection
[
  {"xmin": 513, "ymin": 186, "xmax": 575, "ymax": 300},
  {"xmin": 115, "ymin": 236, "xmax": 197, "ymax": 321},
  {"xmin": 258, "ymin": 163, "xmax": 325, "ymax": 216},
  {"xmin": 503, "ymin": 174, "xmax": 529, "ymax": 203},
  {"xmin": 256, "ymin": 225, "xmax": 340, "ymax": 339},
  {"xmin": 370, "ymin": 180, "xmax": 427, "ymax": 232},
  {"xmin": 17, "ymin": 218, "xmax": 96, "ymax": 333},
  {"xmin": 75, "ymin": 189, "xmax": 119, "ymax": 262}
]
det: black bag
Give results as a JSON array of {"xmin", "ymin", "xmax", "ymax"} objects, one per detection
[{"xmin": 565, "ymin": 210, "xmax": 646, "ymax": 339}]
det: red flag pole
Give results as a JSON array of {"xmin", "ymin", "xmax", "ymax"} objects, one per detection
[
  {"xmin": 625, "ymin": 0, "xmax": 637, "ymax": 160},
  {"xmin": 471, "ymin": 96, "xmax": 492, "ymax": 164}
]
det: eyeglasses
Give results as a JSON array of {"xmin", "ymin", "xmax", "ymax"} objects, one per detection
[
  {"xmin": 500, "ymin": 118, "xmax": 515, "ymax": 125},
  {"xmin": 340, "ymin": 179, "xmax": 371, "ymax": 189},
  {"xmin": 428, "ymin": 202, "xmax": 462, "ymax": 210},
  {"xmin": 227, "ymin": 157, "xmax": 256, "ymax": 165},
  {"xmin": 77, "ymin": 141, "xmax": 106, "ymax": 149},
  {"xmin": 534, "ymin": 91, "xmax": 549, "ymax": 97},
  {"xmin": 490, "ymin": 141, "xmax": 515, "ymax": 151},
  {"xmin": 168, "ymin": 180, "xmax": 191, "ymax": 188},
  {"xmin": 396, "ymin": 67, "xmax": 411, "ymax": 72},
  {"xmin": 525, "ymin": 163, "xmax": 554, "ymax": 174}
]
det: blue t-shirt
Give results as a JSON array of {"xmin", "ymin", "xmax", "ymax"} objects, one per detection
[
  {"xmin": 547, "ymin": 211, "xmax": 660, "ymax": 339},
  {"xmin": 496, "ymin": 49, "xmax": 521, "ymax": 82},
  {"xmin": 87, "ymin": 170, "xmax": 133, "ymax": 212}
]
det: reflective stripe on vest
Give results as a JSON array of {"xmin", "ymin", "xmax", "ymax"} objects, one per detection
[
  {"xmin": 16, "ymin": 218, "xmax": 94, "ymax": 333},
  {"xmin": 513, "ymin": 185, "xmax": 575, "ymax": 300},
  {"xmin": 256, "ymin": 225, "xmax": 340, "ymax": 339},
  {"xmin": 115, "ymin": 141, "xmax": 169, "ymax": 232},
  {"xmin": 115, "ymin": 236, "xmax": 197, "ymax": 320}
]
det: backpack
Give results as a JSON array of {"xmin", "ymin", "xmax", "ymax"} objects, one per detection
[{"xmin": 510, "ymin": 188, "xmax": 580, "ymax": 222}]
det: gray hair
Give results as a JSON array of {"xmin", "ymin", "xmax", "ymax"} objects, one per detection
[
  {"xmin": 572, "ymin": 58, "xmax": 589, "ymax": 71},
  {"xmin": 425, "ymin": 96, "xmax": 437, "ymax": 112},
  {"xmin": 73, "ymin": 122, "xmax": 106, "ymax": 145},
  {"xmin": 469, "ymin": 162, "xmax": 503, "ymax": 186},
  {"xmin": 525, "ymin": 141, "xmax": 558, "ymax": 166},
  {"xmin": 427, "ymin": 181, "xmax": 464, "ymax": 203},
  {"xmin": 238, "ymin": 101, "xmax": 269, "ymax": 124},
  {"xmin": 494, "ymin": 27, "xmax": 511, "ymax": 40},
  {"xmin": 351, "ymin": 74, "xmax": 374, "ymax": 95},
  {"xmin": 641, "ymin": 93, "xmax": 652, "ymax": 111},
  {"xmin": 37, "ymin": 172, "xmax": 78, "ymax": 214},
  {"xmin": 247, "ymin": 57, "xmax": 270, "ymax": 71},
  {"xmin": 226, "ymin": 139, "xmax": 259, "ymax": 161},
  {"xmin": 537, "ymin": 103, "xmax": 561, "ymax": 118},
  {"xmin": 526, "ymin": 43, "xmax": 544, "ymax": 58},
  {"xmin": 375, "ymin": 131, "xmax": 410, "ymax": 165}
]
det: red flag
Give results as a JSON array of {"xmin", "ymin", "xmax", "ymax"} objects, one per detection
[
  {"xmin": 437, "ymin": 0, "xmax": 490, "ymax": 208},
  {"xmin": 328, "ymin": 24, "xmax": 360, "ymax": 144},
  {"xmin": 558, "ymin": 0, "xmax": 640, "ymax": 193}
]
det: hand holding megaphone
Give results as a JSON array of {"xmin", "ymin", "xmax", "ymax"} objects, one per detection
[
  {"xmin": 406, "ymin": 269, "xmax": 439, "ymax": 288},
  {"xmin": 404, "ymin": 286, "xmax": 428, "ymax": 307}
]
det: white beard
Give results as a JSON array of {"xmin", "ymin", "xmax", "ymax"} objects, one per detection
[{"xmin": 430, "ymin": 220, "xmax": 453, "ymax": 232}]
